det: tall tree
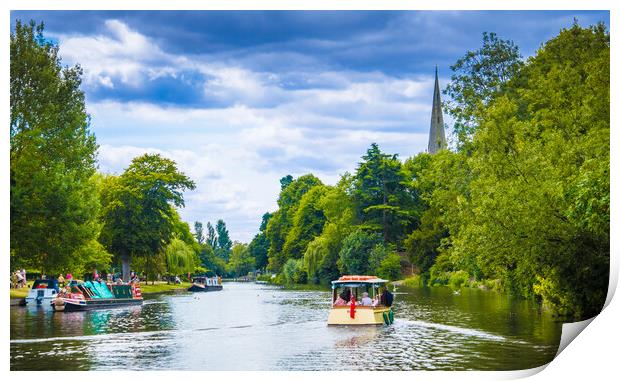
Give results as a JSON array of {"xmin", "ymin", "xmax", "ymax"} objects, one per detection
[
  {"xmin": 226, "ymin": 242, "xmax": 255, "ymax": 278},
  {"xmin": 353, "ymin": 143, "xmax": 416, "ymax": 245},
  {"xmin": 206, "ymin": 222, "xmax": 217, "ymax": 247},
  {"xmin": 100, "ymin": 154, "xmax": 195, "ymax": 281},
  {"xmin": 214, "ymin": 219, "xmax": 232, "ymax": 261},
  {"xmin": 444, "ymin": 32, "xmax": 523, "ymax": 149},
  {"xmin": 248, "ymin": 212, "xmax": 272, "ymax": 271},
  {"xmin": 194, "ymin": 222, "xmax": 205, "ymax": 245},
  {"xmin": 266, "ymin": 174, "xmax": 323, "ymax": 272},
  {"xmin": 10, "ymin": 20, "xmax": 101, "ymax": 274}
]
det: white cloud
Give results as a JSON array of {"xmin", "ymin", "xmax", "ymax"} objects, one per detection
[{"xmin": 57, "ymin": 19, "xmax": 441, "ymax": 242}]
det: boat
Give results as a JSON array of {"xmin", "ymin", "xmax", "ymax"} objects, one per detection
[
  {"xmin": 25, "ymin": 279, "xmax": 60, "ymax": 305},
  {"xmin": 327, "ymin": 275, "xmax": 394, "ymax": 325},
  {"xmin": 52, "ymin": 280, "xmax": 143, "ymax": 312},
  {"xmin": 188, "ymin": 276, "xmax": 223, "ymax": 292}
]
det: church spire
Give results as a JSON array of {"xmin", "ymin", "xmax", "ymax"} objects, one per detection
[{"xmin": 428, "ymin": 66, "xmax": 446, "ymax": 154}]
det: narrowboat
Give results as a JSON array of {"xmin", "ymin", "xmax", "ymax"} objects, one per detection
[
  {"xmin": 52, "ymin": 281, "xmax": 143, "ymax": 312},
  {"xmin": 327, "ymin": 275, "xmax": 394, "ymax": 325},
  {"xmin": 25, "ymin": 279, "xmax": 60, "ymax": 305},
  {"xmin": 188, "ymin": 276, "xmax": 223, "ymax": 292}
]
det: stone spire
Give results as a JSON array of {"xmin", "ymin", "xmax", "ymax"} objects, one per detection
[{"xmin": 428, "ymin": 66, "xmax": 446, "ymax": 154}]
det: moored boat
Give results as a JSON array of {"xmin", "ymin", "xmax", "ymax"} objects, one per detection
[
  {"xmin": 25, "ymin": 279, "xmax": 60, "ymax": 305},
  {"xmin": 327, "ymin": 275, "xmax": 394, "ymax": 325},
  {"xmin": 188, "ymin": 276, "xmax": 223, "ymax": 292},
  {"xmin": 52, "ymin": 281, "xmax": 143, "ymax": 312}
]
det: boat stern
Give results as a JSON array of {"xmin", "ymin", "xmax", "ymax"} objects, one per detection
[{"xmin": 327, "ymin": 306, "xmax": 390, "ymax": 325}]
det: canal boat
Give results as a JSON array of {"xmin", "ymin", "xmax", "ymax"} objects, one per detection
[
  {"xmin": 52, "ymin": 281, "xmax": 143, "ymax": 312},
  {"xmin": 188, "ymin": 276, "xmax": 223, "ymax": 292},
  {"xmin": 25, "ymin": 279, "xmax": 60, "ymax": 305},
  {"xmin": 327, "ymin": 275, "xmax": 394, "ymax": 325}
]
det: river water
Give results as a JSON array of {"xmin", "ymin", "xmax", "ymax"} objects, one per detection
[{"xmin": 10, "ymin": 282, "xmax": 562, "ymax": 371}]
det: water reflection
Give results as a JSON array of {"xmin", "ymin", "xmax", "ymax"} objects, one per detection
[{"xmin": 11, "ymin": 282, "xmax": 561, "ymax": 370}]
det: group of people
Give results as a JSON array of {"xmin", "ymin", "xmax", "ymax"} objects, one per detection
[
  {"xmin": 11, "ymin": 269, "xmax": 27, "ymax": 288},
  {"xmin": 333, "ymin": 288, "xmax": 393, "ymax": 307}
]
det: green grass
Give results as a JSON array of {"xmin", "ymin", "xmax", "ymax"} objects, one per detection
[
  {"xmin": 138, "ymin": 281, "xmax": 192, "ymax": 294},
  {"xmin": 10, "ymin": 286, "xmax": 30, "ymax": 299}
]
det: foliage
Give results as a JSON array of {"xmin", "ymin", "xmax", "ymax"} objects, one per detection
[
  {"xmin": 226, "ymin": 243, "xmax": 255, "ymax": 277},
  {"xmin": 282, "ymin": 258, "xmax": 307, "ymax": 284},
  {"xmin": 99, "ymin": 153, "xmax": 195, "ymax": 280},
  {"xmin": 353, "ymin": 143, "xmax": 417, "ymax": 245},
  {"xmin": 266, "ymin": 174, "xmax": 323, "ymax": 272},
  {"xmin": 214, "ymin": 219, "xmax": 232, "ymax": 261},
  {"xmin": 338, "ymin": 229, "xmax": 382, "ymax": 275},
  {"xmin": 282, "ymin": 185, "xmax": 328, "ymax": 260},
  {"xmin": 377, "ymin": 251, "xmax": 403, "ymax": 281},
  {"xmin": 444, "ymin": 31, "xmax": 523, "ymax": 148},
  {"xmin": 164, "ymin": 238, "xmax": 197, "ymax": 276},
  {"xmin": 10, "ymin": 20, "xmax": 101, "ymax": 275}
]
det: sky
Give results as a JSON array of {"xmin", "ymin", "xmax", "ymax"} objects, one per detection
[{"xmin": 10, "ymin": 10, "xmax": 610, "ymax": 243}]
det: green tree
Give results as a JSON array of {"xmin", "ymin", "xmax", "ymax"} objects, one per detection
[
  {"xmin": 214, "ymin": 219, "xmax": 232, "ymax": 261},
  {"xmin": 194, "ymin": 222, "xmax": 205, "ymax": 245},
  {"xmin": 444, "ymin": 32, "xmax": 523, "ymax": 149},
  {"xmin": 338, "ymin": 229, "xmax": 382, "ymax": 275},
  {"xmin": 353, "ymin": 143, "xmax": 416, "ymax": 244},
  {"xmin": 10, "ymin": 20, "xmax": 101, "ymax": 274},
  {"xmin": 248, "ymin": 213, "xmax": 272, "ymax": 271},
  {"xmin": 164, "ymin": 238, "xmax": 196, "ymax": 276},
  {"xmin": 443, "ymin": 22, "xmax": 609, "ymax": 318},
  {"xmin": 282, "ymin": 185, "xmax": 328, "ymax": 260},
  {"xmin": 99, "ymin": 154, "xmax": 195, "ymax": 281},
  {"xmin": 206, "ymin": 222, "xmax": 217, "ymax": 247},
  {"xmin": 226, "ymin": 243, "xmax": 255, "ymax": 278},
  {"xmin": 266, "ymin": 174, "xmax": 323, "ymax": 272}
]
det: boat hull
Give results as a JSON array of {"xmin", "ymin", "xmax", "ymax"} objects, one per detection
[
  {"xmin": 327, "ymin": 306, "xmax": 390, "ymax": 325},
  {"xmin": 188, "ymin": 284, "xmax": 223, "ymax": 292},
  {"xmin": 54, "ymin": 298, "xmax": 143, "ymax": 312}
]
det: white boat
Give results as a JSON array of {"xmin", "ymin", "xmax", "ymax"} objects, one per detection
[{"xmin": 25, "ymin": 279, "xmax": 60, "ymax": 305}]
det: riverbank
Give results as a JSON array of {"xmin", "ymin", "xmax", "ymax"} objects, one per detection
[{"xmin": 9, "ymin": 281, "xmax": 192, "ymax": 302}]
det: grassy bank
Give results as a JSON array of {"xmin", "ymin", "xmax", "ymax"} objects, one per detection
[
  {"xmin": 138, "ymin": 281, "xmax": 191, "ymax": 294},
  {"xmin": 10, "ymin": 286, "xmax": 30, "ymax": 299},
  {"xmin": 9, "ymin": 281, "xmax": 191, "ymax": 299}
]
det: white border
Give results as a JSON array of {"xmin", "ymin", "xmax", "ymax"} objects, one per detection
[{"xmin": 3, "ymin": 1, "xmax": 617, "ymax": 380}]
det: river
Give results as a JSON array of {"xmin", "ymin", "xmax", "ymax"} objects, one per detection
[{"xmin": 10, "ymin": 282, "xmax": 562, "ymax": 370}]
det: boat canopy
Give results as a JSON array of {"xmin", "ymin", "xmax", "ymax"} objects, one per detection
[
  {"xmin": 32, "ymin": 279, "xmax": 59, "ymax": 291},
  {"xmin": 331, "ymin": 275, "xmax": 388, "ymax": 288}
]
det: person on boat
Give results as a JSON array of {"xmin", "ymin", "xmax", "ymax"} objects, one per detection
[
  {"xmin": 381, "ymin": 289, "xmax": 394, "ymax": 307},
  {"xmin": 333, "ymin": 291, "xmax": 349, "ymax": 306},
  {"xmin": 58, "ymin": 274, "xmax": 65, "ymax": 288},
  {"xmin": 360, "ymin": 292, "xmax": 372, "ymax": 306}
]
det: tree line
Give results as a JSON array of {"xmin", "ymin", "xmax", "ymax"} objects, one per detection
[{"xmin": 246, "ymin": 22, "xmax": 609, "ymax": 319}]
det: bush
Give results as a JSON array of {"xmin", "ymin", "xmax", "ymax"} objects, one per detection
[
  {"xmin": 448, "ymin": 270, "xmax": 469, "ymax": 289},
  {"xmin": 282, "ymin": 258, "xmax": 307, "ymax": 284},
  {"xmin": 377, "ymin": 252, "xmax": 402, "ymax": 280}
]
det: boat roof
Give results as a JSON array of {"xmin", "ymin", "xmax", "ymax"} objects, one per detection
[{"xmin": 331, "ymin": 275, "xmax": 388, "ymax": 285}]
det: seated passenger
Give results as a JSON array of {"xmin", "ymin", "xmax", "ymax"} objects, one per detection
[
  {"xmin": 360, "ymin": 292, "xmax": 372, "ymax": 306},
  {"xmin": 372, "ymin": 295, "xmax": 380, "ymax": 307},
  {"xmin": 333, "ymin": 291, "xmax": 349, "ymax": 306}
]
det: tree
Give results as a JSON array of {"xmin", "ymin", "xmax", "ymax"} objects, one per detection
[
  {"xmin": 206, "ymin": 222, "xmax": 217, "ymax": 247},
  {"xmin": 214, "ymin": 219, "xmax": 232, "ymax": 261},
  {"xmin": 441, "ymin": 22, "xmax": 609, "ymax": 317},
  {"xmin": 353, "ymin": 143, "xmax": 416, "ymax": 245},
  {"xmin": 248, "ymin": 213, "xmax": 272, "ymax": 271},
  {"xmin": 266, "ymin": 174, "xmax": 323, "ymax": 272},
  {"xmin": 226, "ymin": 243, "xmax": 255, "ymax": 278},
  {"xmin": 338, "ymin": 229, "xmax": 382, "ymax": 275},
  {"xmin": 10, "ymin": 20, "xmax": 101, "ymax": 274},
  {"xmin": 194, "ymin": 222, "xmax": 205, "ymax": 245},
  {"xmin": 444, "ymin": 32, "xmax": 523, "ymax": 149},
  {"xmin": 100, "ymin": 154, "xmax": 195, "ymax": 281},
  {"xmin": 282, "ymin": 185, "xmax": 328, "ymax": 259},
  {"xmin": 164, "ymin": 238, "xmax": 197, "ymax": 277}
]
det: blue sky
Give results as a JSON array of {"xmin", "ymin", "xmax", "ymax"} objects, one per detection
[{"xmin": 10, "ymin": 10, "xmax": 610, "ymax": 242}]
